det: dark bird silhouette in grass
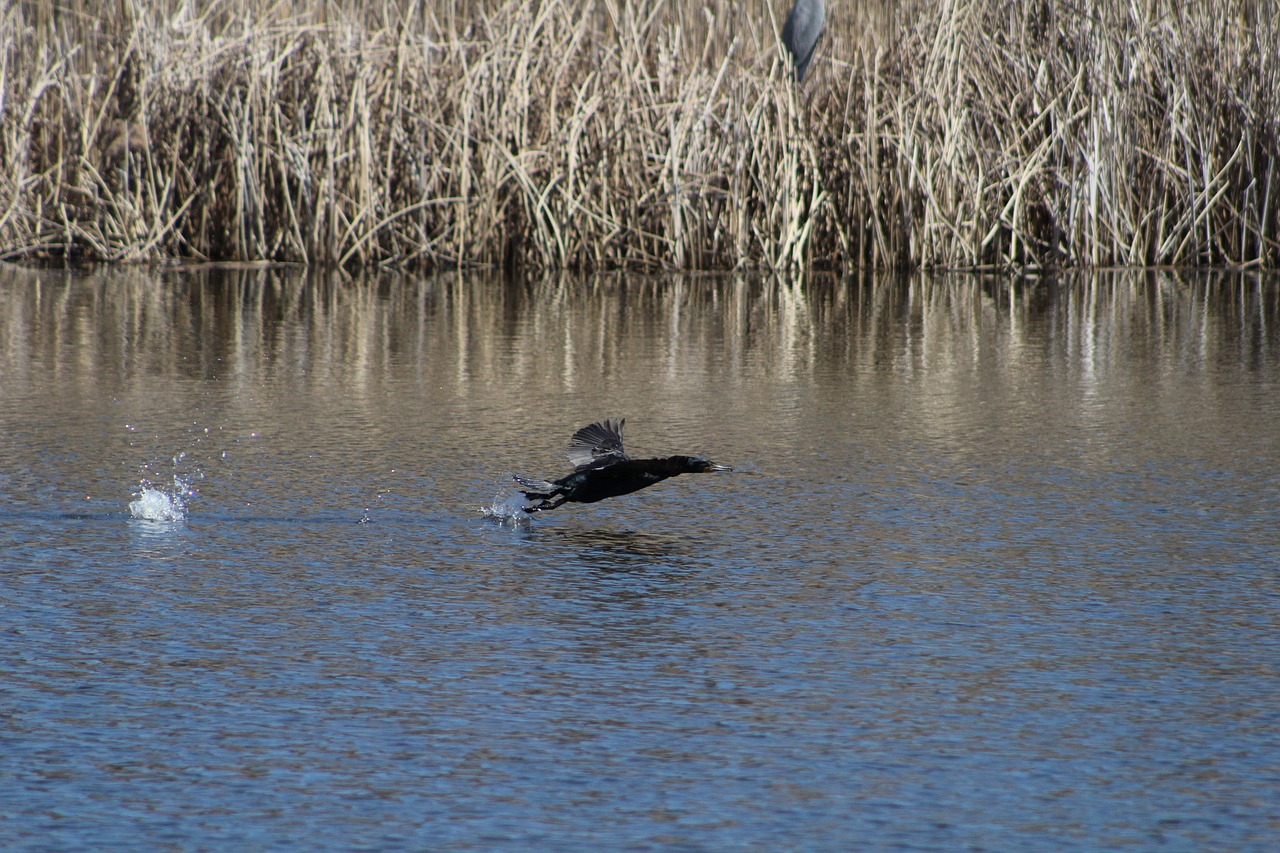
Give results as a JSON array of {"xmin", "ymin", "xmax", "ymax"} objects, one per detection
[
  {"xmin": 514, "ymin": 418, "xmax": 732, "ymax": 513},
  {"xmin": 781, "ymin": 0, "xmax": 826, "ymax": 83}
]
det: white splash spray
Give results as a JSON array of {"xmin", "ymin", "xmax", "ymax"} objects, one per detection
[
  {"xmin": 481, "ymin": 492, "xmax": 532, "ymax": 528},
  {"xmin": 129, "ymin": 478, "xmax": 190, "ymax": 522},
  {"xmin": 129, "ymin": 451, "xmax": 201, "ymax": 522}
]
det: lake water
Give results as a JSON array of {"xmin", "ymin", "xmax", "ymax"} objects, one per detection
[{"xmin": 2, "ymin": 266, "xmax": 1278, "ymax": 850}]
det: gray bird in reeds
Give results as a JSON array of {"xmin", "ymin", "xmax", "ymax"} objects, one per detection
[
  {"xmin": 781, "ymin": 0, "xmax": 826, "ymax": 83},
  {"xmin": 514, "ymin": 418, "xmax": 732, "ymax": 513}
]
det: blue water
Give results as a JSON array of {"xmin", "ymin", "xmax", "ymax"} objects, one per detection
[{"xmin": 2, "ymin": 269, "xmax": 1278, "ymax": 850}]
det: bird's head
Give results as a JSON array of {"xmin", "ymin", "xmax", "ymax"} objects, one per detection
[{"xmin": 675, "ymin": 455, "xmax": 733, "ymax": 474}]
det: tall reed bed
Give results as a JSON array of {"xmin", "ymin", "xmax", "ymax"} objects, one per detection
[{"xmin": 1, "ymin": 0, "xmax": 1276, "ymax": 269}]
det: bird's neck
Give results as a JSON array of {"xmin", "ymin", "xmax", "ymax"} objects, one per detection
[{"xmin": 657, "ymin": 456, "xmax": 691, "ymax": 475}]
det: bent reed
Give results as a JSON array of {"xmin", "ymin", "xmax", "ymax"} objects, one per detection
[{"xmin": 2, "ymin": 0, "xmax": 1276, "ymax": 270}]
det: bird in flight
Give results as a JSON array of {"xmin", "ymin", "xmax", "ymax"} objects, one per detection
[{"xmin": 514, "ymin": 418, "xmax": 732, "ymax": 513}]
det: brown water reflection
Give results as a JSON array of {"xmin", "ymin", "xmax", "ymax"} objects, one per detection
[
  {"xmin": 4, "ymin": 265, "xmax": 1275, "ymax": 500},
  {"xmin": 4, "ymin": 265, "xmax": 1275, "ymax": 422}
]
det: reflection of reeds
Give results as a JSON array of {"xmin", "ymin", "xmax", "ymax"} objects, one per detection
[
  {"xmin": 0, "ymin": 265, "xmax": 1273, "ymax": 396},
  {"xmin": 2, "ymin": 1, "xmax": 1276, "ymax": 270}
]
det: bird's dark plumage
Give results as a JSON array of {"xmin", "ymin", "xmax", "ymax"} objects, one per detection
[
  {"xmin": 565, "ymin": 417, "xmax": 627, "ymax": 468},
  {"xmin": 515, "ymin": 418, "xmax": 731, "ymax": 512}
]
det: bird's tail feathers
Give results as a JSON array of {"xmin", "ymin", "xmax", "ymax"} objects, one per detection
[{"xmin": 513, "ymin": 474, "xmax": 558, "ymax": 498}]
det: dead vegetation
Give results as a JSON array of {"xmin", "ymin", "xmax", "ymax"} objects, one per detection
[{"xmin": 1, "ymin": 0, "xmax": 1276, "ymax": 270}]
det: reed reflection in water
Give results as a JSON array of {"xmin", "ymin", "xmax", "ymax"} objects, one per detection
[{"xmin": 1, "ymin": 265, "xmax": 1278, "ymax": 851}]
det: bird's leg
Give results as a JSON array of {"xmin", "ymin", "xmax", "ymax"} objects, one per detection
[{"xmin": 526, "ymin": 494, "xmax": 568, "ymax": 513}]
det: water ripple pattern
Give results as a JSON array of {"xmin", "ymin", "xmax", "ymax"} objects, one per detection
[{"xmin": 1, "ymin": 267, "xmax": 1278, "ymax": 851}]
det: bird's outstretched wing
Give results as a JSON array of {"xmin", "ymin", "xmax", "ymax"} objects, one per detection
[{"xmin": 566, "ymin": 418, "xmax": 628, "ymax": 468}]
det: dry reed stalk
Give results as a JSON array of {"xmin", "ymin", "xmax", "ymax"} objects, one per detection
[{"xmin": 0, "ymin": 0, "xmax": 1276, "ymax": 270}]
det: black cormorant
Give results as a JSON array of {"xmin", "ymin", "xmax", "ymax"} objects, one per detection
[{"xmin": 514, "ymin": 418, "xmax": 731, "ymax": 513}]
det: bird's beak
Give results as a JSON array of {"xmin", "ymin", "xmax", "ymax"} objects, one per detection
[{"xmin": 708, "ymin": 463, "xmax": 733, "ymax": 473}]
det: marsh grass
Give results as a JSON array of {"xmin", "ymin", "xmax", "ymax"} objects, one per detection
[{"xmin": 2, "ymin": 0, "xmax": 1276, "ymax": 270}]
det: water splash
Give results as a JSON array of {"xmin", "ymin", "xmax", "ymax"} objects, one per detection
[
  {"xmin": 481, "ymin": 493, "xmax": 532, "ymax": 528},
  {"xmin": 129, "ymin": 476, "xmax": 191, "ymax": 522},
  {"xmin": 129, "ymin": 449, "xmax": 203, "ymax": 523},
  {"xmin": 125, "ymin": 423, "xmax": 257, "ymax": 525}
]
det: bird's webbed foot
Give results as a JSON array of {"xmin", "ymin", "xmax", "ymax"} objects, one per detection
[{"xmin": 524, "ymin": 496, "xmax": 567, "ymax": 513}]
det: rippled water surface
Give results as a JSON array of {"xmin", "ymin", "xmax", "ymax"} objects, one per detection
[{"xmin": 3, "ymin": 267, "xmax": 1279, "ymax": 850}]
